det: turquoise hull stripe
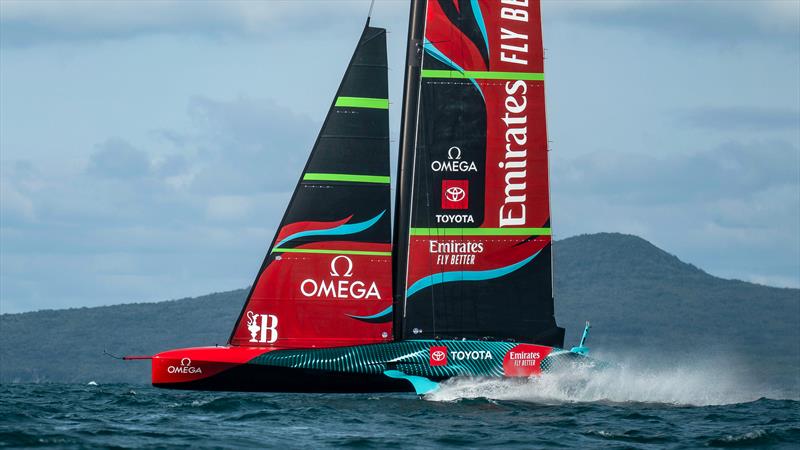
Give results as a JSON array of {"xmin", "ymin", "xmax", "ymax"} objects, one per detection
[
  {"xmin": 383, "ymin": 370, "xmax": 439, "ymax": 395},
  {"xmin": 250, "ymin": 340, "xmax": 522, "ymax": 378},
  {"xmin": 246, "ymin": 340, "xmax": 598, "ymax": 381},
  {"xmin": 406, "ymin": 250, "xmax": 541, "ymax": 298},
  {"xmin": 273, "ymin": 210, "xmax": 385, "ymax": 251}
]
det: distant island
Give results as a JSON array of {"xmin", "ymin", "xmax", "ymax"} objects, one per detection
[{"xmin": 2, "ymin": 233, "xmax": 797, "ymax": 389}]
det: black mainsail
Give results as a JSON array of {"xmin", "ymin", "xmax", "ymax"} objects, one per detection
[{"xmin": 393, "ymin": 0, "xmax": 564, "ymax": 346}]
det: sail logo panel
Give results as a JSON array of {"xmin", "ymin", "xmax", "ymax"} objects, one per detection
[
  {"xmin": 229, "ymin": 26, "xmax": 393, "ymax": 348},
  {"xmin": 401, "ymin": 0, "xmax": 563, "ymax": 346}
]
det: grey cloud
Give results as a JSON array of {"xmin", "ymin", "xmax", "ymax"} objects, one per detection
[
  {"xmin": 0, "ymin": 2, "xmax": 235, "ymax": 48},
  {"xmin": 554, "ymin": 140, "xmax": 799, "ymax": 205},
  {"xmin": 555, "ymin": 1, "xmax": 799, "ymax": 48},
  {"xmin": 0, "ymin": 160, "xmax": 38, "ymax": 225},
  {"xmin": 679, "ymin": 106, "xmax": 800, "ymax": 131},
  {"xmin": 551, "ymin": 186, "xmax": 800, "ymax": 288},
  {"xmin": 0, "ymin": 93, "xmax": 317, "ymax": 311},
  {"xmin": 14, "ymin": 95, "xmax": 314, "ymax": 231},
  {"xmin": 551, "ymin": 139, "xmax": 800, "ymax": 289},
  {"xmin": 0, "ymin": 0, "xmax": 398, "ymax": 48},
  {"xmin": 185, "ymin": 96, "xmax": 316, "ymax": 195},
  {"xmin": 154, "ymin": 153, "xmax": 189, "ymax": 177},
  {"xmin": 86, "ymin": 138, "xmax": 152, "ymax": 179}
]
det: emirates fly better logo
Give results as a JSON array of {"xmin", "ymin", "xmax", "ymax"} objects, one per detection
[
  {"xmin": 441, "ymin": 180, "xmax": 468, "ymax": 209},
  {"xmin": 429, "ymin": 346, "xmax": 448, "ymax": 366}
]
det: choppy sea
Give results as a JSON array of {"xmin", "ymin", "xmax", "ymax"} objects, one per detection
[{"xmin": 2, "ymin": 361, "xmax": 798, "ymax": 449}]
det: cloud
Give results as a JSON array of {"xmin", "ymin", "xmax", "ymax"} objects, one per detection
[
  {"xmin": 0, "ymin": 0, "xmax": 397, "ymax": 47},
  {"xmin": 551, "ymin": 139, "xmax": 800, "ymax": 288},
  {"xmin": 547, "ymin": 0, "xmax": 800, "ymax": 48},
  {"xmin": 4, "ymin": 0, "xmax": 796, "ymax": 50},
  {"xmin": 183, "ymin": 96, "xmax": 316, "ymax": 195},
  {"xmin": 555, "ymin": 140, "xmax": 798, "ymax": 203},
  {"xmin": 0, "ymin": 94, "xmax": 314, "ymax": 311},
  {"xmin": 23, "ymin": 96, "xmax": 312, "ymax": 227},
  {"xmin": 206, "ymin": 195, "xmax": 252, "ymax": 222},
  {"xmin": 0, "ymin": 178, "xmax": 35, "ymax": 224},
  {"xmin": 0, "ymin": 160, "xmax": 41, "ymax": 225},
  {"xmin": 746, "ymin": 274, "xmax": 800, "ymax": 289},
  {"xmin": 678, "ymin": 106, "xmax": 800, "ymax": 131},
  {"xmin": 153, "ymin": 153, "xmax": 189, "ymax": 178},
  {"xmin": 86, "ymin": 138, "xmax": 152, "ymax": 179}
]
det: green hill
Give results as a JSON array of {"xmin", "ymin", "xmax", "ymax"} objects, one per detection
[{"xmin": 2, "ymin": 233, "xmax": 797, "ymax": 388}]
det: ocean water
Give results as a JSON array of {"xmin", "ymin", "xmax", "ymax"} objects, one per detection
[{"xmin": 2, "ymin": 362, "xmax": 798, "ymax": 449}]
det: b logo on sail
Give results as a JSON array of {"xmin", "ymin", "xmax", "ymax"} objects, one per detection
[
  {"xmin": 246, "ymin": 311, "xmax": 279, "ymax": 343},
  {"xmin": 300, "ymin": 255, "xmax": 381, "ymax": 300}
]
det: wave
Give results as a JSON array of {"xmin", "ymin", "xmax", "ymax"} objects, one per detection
[{"xmin": 425, "ymin": 352, "xmax": 797, "ymax": 406}]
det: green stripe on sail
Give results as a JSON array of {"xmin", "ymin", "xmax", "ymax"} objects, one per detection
[
  {"xmin": 421, "ymin": 69, "xmax": 544, "ymax": 81},
  {"xmin": 334, "ymin": 96, "xmax": 389, "ymax": 109},
  {"xmin": 272, "ymin": 248, "xmax": 391, "ymax": 256},
  {"xmin": 409, "ymin": 227, "xmax": 551, "ymax": 236},
  {"xmin": 303, "ymin": 173, "xmax": 390, "ymax": 184}
]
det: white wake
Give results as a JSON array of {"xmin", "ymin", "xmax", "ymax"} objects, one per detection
[{"xmin": 425, "ymin": 353, "xmax": 795, "ymax": 406}]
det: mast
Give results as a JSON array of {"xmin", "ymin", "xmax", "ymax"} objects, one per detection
[{"xmin": 392, "ymin": 0, "xmax": 427, "ymax": 341}]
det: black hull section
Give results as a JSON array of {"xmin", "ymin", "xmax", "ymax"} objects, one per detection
[{"xmin": 155, "ymin": 364, "xmax": 420, "ymax": 393}]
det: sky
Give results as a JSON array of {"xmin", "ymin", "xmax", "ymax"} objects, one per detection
[{"xmin": 1, "ymin": 0, "xmax": 798, "ymax": 313}]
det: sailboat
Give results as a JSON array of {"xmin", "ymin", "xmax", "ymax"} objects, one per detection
[{"xmin": 134, "ymin": 0, "xmax": 598, "ymax": 394}]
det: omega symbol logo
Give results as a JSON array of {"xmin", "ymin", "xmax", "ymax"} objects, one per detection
[
  {"xmin": 300, "ymin": 255, "xmax": 381, "ymax": 299},
  {"xmin": 167, "ymin": 356, "xmax": 203, "ymax": 374},
  {"xmin": 330, "ymin": 255, "xmax": 354, "ymax": 277},
  {"xmin": 447, "ymin": 146, "xmax": 462, "ymax": 160},
  {"xmin": 430, "ymin": 146, "xmax": 476, "ymax": 173},
  {"xmin": 444, "ymin": 187, "xmax": 466, "ymax": 203}
]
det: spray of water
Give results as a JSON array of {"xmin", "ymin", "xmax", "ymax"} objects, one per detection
[{"xmin": 425, "ymin": 352, "xmax": 795, "ymax": 406}]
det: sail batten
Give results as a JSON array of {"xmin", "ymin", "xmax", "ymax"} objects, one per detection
[
  {"xmin": 421, "ymin": 69, "xmax": 544, "ymax": 80},
  {"xmin": 409, "ymin": 227, "xmax": 551, "ymax": 236},
  {"xmin": 303, "ymin": 173, "xmax": 391, "ymax": 184},
  {"xmin": 335, "ymin": 96, "xmax": 390, "ymax": 109}
]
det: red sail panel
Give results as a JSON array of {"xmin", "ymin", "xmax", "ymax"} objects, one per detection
[
  {"xmin": 230, "ymin": 242, "xmax": 392, "ymax": 348},
  {"xmin": 401, "ymin": 0, "xmax": 563, "ymax": 345},
  {"xmin": 229, "ymin": 26, "xmax": 393, "ymax": 348}
]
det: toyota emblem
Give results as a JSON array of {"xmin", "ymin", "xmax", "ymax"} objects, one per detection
[{"xmin": 444, "ymin": 186, "xmax": 466, "ymax": 202}]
